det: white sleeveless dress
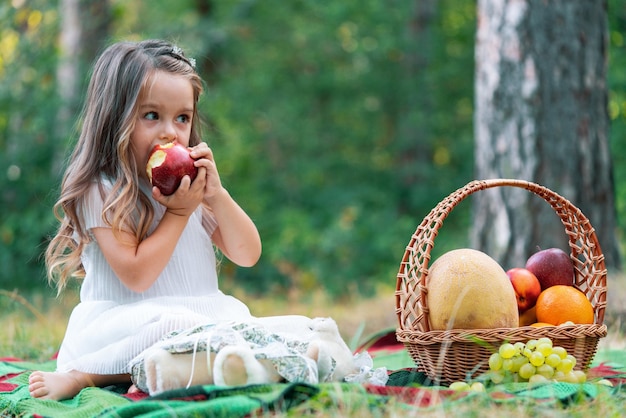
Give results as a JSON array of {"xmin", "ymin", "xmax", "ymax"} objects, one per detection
[{"xmin": 55, "ymin": 180, "xmax": 253, "ymax": 375}]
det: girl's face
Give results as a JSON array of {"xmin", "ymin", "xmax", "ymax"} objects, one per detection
[{"xmin": 131, "ymin": 70, "xmax": 195, "ymax": 179}]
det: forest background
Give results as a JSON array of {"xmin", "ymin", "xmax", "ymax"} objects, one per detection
[{"xmin": 1, "ymin": 0, "xmax": 626, "ymax": 303}]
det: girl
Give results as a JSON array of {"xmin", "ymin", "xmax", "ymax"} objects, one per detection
[{"xmin": 28, "ymin": 39, "xmax": 262, "ymax": 400}]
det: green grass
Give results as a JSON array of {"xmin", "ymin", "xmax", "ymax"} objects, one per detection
[{"xmin": 0, "ymin": 288, "xmax": 69, "ymax": 361}]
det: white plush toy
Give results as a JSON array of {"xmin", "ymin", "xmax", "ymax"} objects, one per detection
[
  {"xmin": 213, "ymin": 316, "xmax": 357, "ymax": 386},
  {"xmin": 305, "ymin": 317, "xmax": 356, "ymax": 382},
  {"xmin": 143, "ymin": 348, "xmax": 213, "ymax": 394},
  {"xmin": 138, "ymin": 316, "xmax": 359, "ymax": 395},
  {"xmin": 213, "ymin": 345, "xmax": 282, "ymax": 386}
]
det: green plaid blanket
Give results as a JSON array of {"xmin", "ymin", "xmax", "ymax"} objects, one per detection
[{"xmin": 0, "ymin": 358, "xmax": 321, "ymax": 418}]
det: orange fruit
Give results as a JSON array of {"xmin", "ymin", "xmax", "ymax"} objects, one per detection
[
  {"xmin": 535, "ymin": 285, "xmax": 594, "ymax": 325},
  {"xmin": 530, "ymin": 322, "xmax": 554, "ymax": 328}
]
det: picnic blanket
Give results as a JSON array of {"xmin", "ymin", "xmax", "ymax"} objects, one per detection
[{"xmin": 2, "ymin": 330, "xmax": 625, "ymax": 417}]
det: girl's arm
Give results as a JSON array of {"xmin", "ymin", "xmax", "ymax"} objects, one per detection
[
  {"xmin": 91, "ymin": 170, "xmax": 207, "ymax": 292},
  {"xmin": 207, "ymin": 188, "xmax": 262, "ymax": 267},
  {"xmin": 191, "ymin": 143, "xmax": 262, "ymax": 267}
]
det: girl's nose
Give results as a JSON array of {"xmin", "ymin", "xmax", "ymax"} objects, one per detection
[{"xmin": 160, "ymin": 122, "xmax": 177, "ymax": 141}]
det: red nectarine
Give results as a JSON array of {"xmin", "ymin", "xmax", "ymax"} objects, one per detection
[{"xmin": 507, "ymin": 267, "xmax": 542, "ymax": 314}]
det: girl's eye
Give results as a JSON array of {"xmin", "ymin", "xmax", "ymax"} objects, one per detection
[
  {"xmin": 176, "ymin": 114, "xmax": 191, "ymax": 123},
  {"xmin": 144, "ymin": 111, "xmax": 158, "ymax": 120}
]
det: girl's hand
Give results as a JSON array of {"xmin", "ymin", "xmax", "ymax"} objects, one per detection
[
  {"xmin": 189, "ymin": 142, "xmax": 223, "ymax": 203},
  {"xmin": 152, "ymin": 166, "xmax": 207, "ymax": 217}
]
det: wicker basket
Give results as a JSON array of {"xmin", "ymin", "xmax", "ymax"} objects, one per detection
[{"xmin": 395, "ymin": 179, "xmax": 608, "ymax": 384}]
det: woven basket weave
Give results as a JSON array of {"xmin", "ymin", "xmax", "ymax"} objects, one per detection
[{"xmin": 395, "ymin": 179, "xmax": 608, "ymax": 384}]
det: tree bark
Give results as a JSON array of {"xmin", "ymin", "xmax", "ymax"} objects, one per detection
[
  {"xmin": 473, "ymin": 0, "xmax": 621, "ymax": 270},
  {"xmin": 55, "ymin": 0, "xmax": 111, "ymax": 170}
]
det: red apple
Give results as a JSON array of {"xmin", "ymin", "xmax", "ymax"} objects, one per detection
[
  {"xmin": 146, "ymin": 142, "xmax": 198, "ymax": 196},
  {"xmin": 525, "ymin": 248, "xmax": 574, "ymax": 290},
  {"xmin": 507, "ymin": 267, "xmax": 542, "ymax": 313}
]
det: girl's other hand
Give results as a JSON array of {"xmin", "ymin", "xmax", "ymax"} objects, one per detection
[
  {"xmin": 189, "ymin": 142, "xmax": 223, "ymax": 202},
  {"xmin": 152, "ymin": 166, "xmax": 207, "ymax": 217}
]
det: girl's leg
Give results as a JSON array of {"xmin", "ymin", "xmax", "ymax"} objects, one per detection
[{"xmin": 28, "ymin": 370, "xmax": 130, "ymax": 401}]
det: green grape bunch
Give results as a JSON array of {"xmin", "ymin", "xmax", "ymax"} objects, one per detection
[{"xmin": 487, "ymin": 338, "xmax": 586, "ymax": 384}]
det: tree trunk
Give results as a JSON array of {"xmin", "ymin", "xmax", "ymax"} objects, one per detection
[
  {"xmin": 55, "ymin": 0, "xmax": 111, "ymax": 170},
  {"xmin": 473, "ymin": 0, "xmax": 621, "ymax": 270}
]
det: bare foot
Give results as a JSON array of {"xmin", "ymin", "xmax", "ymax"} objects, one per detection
[
  {"xmin": 127, "ymin": 384, "xmax": 141, "ymax": 394},
  {"xmin": 28, "ymin": 371, "xmax": 87, "ymax": 400}
]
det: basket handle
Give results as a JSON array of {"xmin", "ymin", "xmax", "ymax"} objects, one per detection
[{"xmin": 395, "ymin": 178, "xmax": 607, "ymax": 333}]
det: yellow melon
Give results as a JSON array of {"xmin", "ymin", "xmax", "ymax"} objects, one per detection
[{"xmin": 426, "ymin": 248, "xmax": 518, "ymax": 330}]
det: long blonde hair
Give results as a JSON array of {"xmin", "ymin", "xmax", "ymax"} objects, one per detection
[{"xmin": 46, "ymin": 39, "xmax": 205, "ymax": 292}]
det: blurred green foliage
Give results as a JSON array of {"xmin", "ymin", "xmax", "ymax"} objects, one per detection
[
  {"xmin": 1, "ymin": 1, "xmax": 61, "ymax": 289},
  {"xmin": 1, "ymin": 0, "xmax": 624, "ymax": 298},
  {"xmin": 608, "ymin": 1, "xmax": 626, "ymax": 257}
]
